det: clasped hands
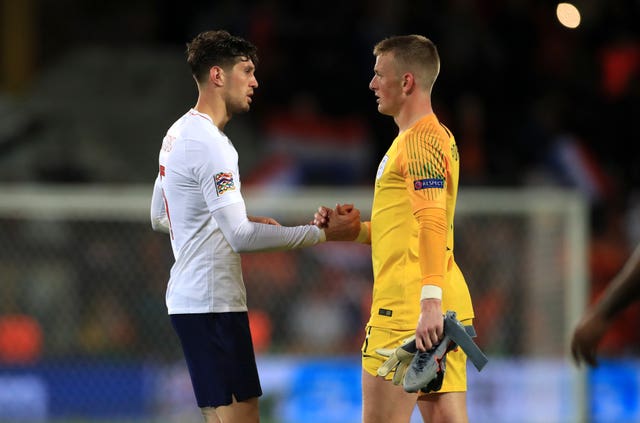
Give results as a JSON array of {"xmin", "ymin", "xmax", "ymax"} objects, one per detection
[{"xmin": 313, "ymin": 203, "xmax": 361, "ymax": 242}]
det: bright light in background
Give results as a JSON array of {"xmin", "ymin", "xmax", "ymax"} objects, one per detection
[{"xmin": 556, "ymin": 2, "xmax": 581, "ymax": 29}]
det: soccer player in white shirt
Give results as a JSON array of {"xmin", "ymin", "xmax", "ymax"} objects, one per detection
[{"xmin": 150, "ymin": 30, "xmax": 361, "ymax": 423}]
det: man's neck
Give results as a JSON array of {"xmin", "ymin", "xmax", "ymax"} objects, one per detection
[
  {"xmin": 194, "ymin": 94, "xmax": 230, "ymax": 130},
  {"xmin": 395, "ymin": 111, "xmax": 433, "ymax": 134},
  {"xmin": 394, "ymin": 97, "xmax": 434, "ymax": 133}
]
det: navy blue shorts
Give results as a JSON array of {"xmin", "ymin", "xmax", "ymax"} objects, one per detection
[{"xmin": 170, "ymin": 312, "xmax": 262, "ymax": 408}]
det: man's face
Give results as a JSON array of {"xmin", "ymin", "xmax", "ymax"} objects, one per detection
[
  {"xmin": 224, "ymin": 58, "xmax": 258, "ymax": 114},
  {"xmin": 369, "ymin": 53, "xmax": 403, "ymax": 117}
]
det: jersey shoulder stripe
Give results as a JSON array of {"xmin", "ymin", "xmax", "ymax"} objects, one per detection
[{"xmin": 403, "ymin": 123, "xmax": 447, "ymax": 181}]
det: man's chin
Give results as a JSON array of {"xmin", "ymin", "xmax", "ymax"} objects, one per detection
[
  {"xmin": 377, "ymin": 105, "xmax": 392, "ymax": 116},
  {"xmin": 231, "ymin": 104, "xmax": 251, "ymax": 114}
]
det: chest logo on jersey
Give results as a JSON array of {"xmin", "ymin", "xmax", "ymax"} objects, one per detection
[
  {"xmin": 414, "ymin": 178, "xmax": 444, "ymax": 190},
  {"xmin": 376, "ymin": 155, "xmax": 389, "ymax": 180},
  {"xmin": 214, "ymin": 172, "xmax": 236, "ymax": 196}
]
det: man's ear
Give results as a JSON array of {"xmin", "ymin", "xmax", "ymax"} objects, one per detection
[
  {"xmin": 209, "ymin": 66, "xmax": 225, "ymax": 87},
  {"xmin": 402, "ymin": 73, "xmax": 415, "ymax": 94}
]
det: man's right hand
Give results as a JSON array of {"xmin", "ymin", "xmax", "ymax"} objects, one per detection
[{"xmin": 416, "ymin": 298, "xmax": 444, "ymax": 351}]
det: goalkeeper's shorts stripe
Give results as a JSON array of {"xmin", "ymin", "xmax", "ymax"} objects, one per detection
[{"xmin": 170, "ymin": 312, "xmax": 262, "ymax": 407}]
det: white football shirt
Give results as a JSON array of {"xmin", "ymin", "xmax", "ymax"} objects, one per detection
[
  {"xmin": 152, "ymin": 109, "xmax": 323, "ymax": 314},
  {"xmin": 156, "ymin": 109, "xmax": 246, "ymax": 314}
]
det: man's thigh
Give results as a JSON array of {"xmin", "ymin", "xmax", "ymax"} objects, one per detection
[
  {"xmin": 361, "ymin": 326, "xmax": 419, "ymax": 423},
  {"xmin": 417, "ymin": 391, "xmax": 468, "ymax": 423},
  {"xmin": 362, "ymin": 368, "xmax": 418, "ymax": 423}
]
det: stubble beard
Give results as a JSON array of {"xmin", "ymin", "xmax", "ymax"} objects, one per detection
[{"xmin": 229, "ymin": 97, "xmax": 251, "ymax": 115}]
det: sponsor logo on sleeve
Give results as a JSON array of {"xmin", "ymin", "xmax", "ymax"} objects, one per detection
[
  {"xmin": 214, "ymin": 172, "xmax": 236, "ymax": 196},
  {"xmin": 376, "ymin": 155, "xmax": 389, "ymax": 180},
  {"xmin": 414, "ymin": 178, "xmax": 444, "ymax": 190}
]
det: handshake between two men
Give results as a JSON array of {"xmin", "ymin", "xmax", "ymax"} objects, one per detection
[{"xmin": 313, "ymin": 203, "xmax": 367, "ymax": 243}]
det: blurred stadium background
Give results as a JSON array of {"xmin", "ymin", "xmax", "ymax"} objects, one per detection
[{"xmin": 0, "ymin": 1, "xmax": 639, "ymax": 422}]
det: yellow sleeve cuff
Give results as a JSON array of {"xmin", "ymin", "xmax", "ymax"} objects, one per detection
[{"xmin": 355, "ymin": 221, "xmax": 371, "ymax": 244}]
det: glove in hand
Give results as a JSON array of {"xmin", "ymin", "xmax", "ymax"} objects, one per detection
[{"xmin": 376, "ymin": 335, "xmax": 417, "ymax": 385}]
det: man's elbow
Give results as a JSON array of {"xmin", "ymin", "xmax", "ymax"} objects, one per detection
[
  {"xmin": 226, "ymin": 238, "xmax": 248, "ymax": 253},
  {"xmin": 221, "ymin": 220, "xmax": 255, "ymax": 253}
]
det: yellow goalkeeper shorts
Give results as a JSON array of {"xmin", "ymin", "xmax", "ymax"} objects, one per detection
[{"xmin": 361, "ymin": 321, "xmax": 471, "ymax": 394}]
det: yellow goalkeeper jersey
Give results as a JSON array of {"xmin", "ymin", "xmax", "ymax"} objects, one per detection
[{"xmin": 367, "ymin": 113, "xmax": 473, "ymax": 330}]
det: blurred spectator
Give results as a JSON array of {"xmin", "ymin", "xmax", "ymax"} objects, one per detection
[
  {"xmin": 286, "ymin": 272, "xmax": 356, "ymax": 355},
  {"xmin": 0, "ymin": 314, "xmax": 43, "ymax": 364},
  {"xmin": 248, "ymin": 309, "xmax": 273, "ymax": 354},
  {"xmin": 284, "ymin": 243, "xmax": 372, "ymax": 354},
  {"xmin": 78, "ymin": 292, "xmax": 137, "ymax": 356}
]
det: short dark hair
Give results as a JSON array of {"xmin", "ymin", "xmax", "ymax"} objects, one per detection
[
  {"xmin": 186, "ymin": 30, "xmax": 258, "ymax": 83},
  {"xmin": 373, "ymin": 35, "xmax": 440, "ymax": 92}
]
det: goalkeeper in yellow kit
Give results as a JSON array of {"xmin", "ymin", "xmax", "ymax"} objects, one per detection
[{"xmin": 316, "ymin": 35, "xmax": 474, "ymax": 423}]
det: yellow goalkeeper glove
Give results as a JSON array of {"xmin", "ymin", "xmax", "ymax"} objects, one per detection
[{"xmin": 376, "ymin": 335, "xmax": 417, "ymax": 385}]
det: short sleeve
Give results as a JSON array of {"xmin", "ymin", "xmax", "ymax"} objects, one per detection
[{"xmin": 188, "ymin": 138, "xmax": 244, "ymax": 213}]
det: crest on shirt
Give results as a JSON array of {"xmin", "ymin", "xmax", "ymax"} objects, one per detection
[
  {"xmin": 414, "ymin": 178, "xmax": 444, "ymax": 190},
  {"xmin": 214, "ymin": 172, "xmax": 236, "ymax": 196}
]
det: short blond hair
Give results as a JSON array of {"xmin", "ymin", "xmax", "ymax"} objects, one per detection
[{"xmin": 373, "ymin": 35, "xmax": 440, "ymax": 92}]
